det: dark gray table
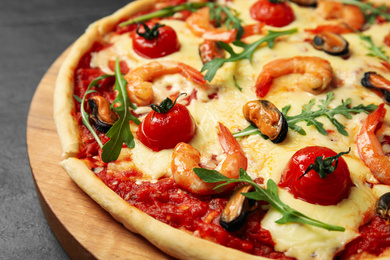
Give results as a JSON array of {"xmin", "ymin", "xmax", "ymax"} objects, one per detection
[{"xmin": 0, "ymin": 1, "xmax": 132, "ymax": 259}]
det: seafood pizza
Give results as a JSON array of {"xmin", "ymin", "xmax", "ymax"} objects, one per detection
[{"xmin": 54, "ymin": 0, "xmax": 390, "ymax": 259}]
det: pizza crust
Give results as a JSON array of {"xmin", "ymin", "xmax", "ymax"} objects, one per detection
[
  {"xmin": 53, "ymin": 0, "xmax": 156, "ymax": 158},
  {"xmin": 61, "ymin": 158, "xmax": 265, "ymax": 260}
]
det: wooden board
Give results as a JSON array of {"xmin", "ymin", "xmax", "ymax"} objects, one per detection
[{"xmin": 26, "ymin": 50, "xmax": 175, "ymax": 260}]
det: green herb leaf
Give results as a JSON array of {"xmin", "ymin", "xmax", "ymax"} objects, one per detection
[
  {"xmin": 360, "ymin": 34, "xmax": 390, "ymax": 64},
  {"xmin": 193, "ymin": 168, "xmax": 345, "ymax": 232},
  {"xmin": 233, "ymin": 76, "xmax": 242, "ymax": 91},
  {"xmin": 101, "ymin": 58, "xmax": 141, "ymax": 163},
  {"xmin": 339, "ymin": 0, "xmax": 390, "ymax": 23},
  {"xmin": 234, "ymin": 92, "xmax": 377, "ymax": 138},
  {"xmin": 201, "ymin": 28, "xmax": 298, "ymax": 82},
  {"xmin": 76, "ymin": 74, "xmax": 114, "ymax": 148},
  {"xmin": 299, "ymin": 148, "xmax": 351, "ymax": 179}
]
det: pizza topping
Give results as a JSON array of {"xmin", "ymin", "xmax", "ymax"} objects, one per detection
[
  {"xmin": 171, "ymin": 123, "xmax": 247, "ymax": 195},
  {"xmin": 339, "ymin": 0, "xmax": 390, "ymax": 24},
  {"xmin": 87, "ymin": 96, "xmax": 118, "ymax": 133},
  {"xmin": 357, "ymin": 103, "xmax": 390, "ymax": 184},
  {"xmin": 289, "ymin": 0, "xmax": 317, "ymax": 7},
  {"xmin": 137, "ymin": 95, "xmax": 197, "ymax": 152},
  {"xmin": 255, "ymin": 56, "xmax": 333, "ymax": 97},
  {"xmin": 376, "ymin": 192, "xmax": 390, "ymax": 224},
  {"xmin": 250, "ymin": 0, "xmax": 295, "ymax": 28},
  {"xmin": 219, "ymin": 185, "xmax": 257, "ymax": 232},
  {"xmin": 201, "ymin": 28, "xmax": 298, "ymax": 81},
  {"xmin": 199, "ymin": 40, "xmax": 226, "ymax": 64},
  {"xmin": 361, "ymin": 71, "xmax": 390, "ymax": 104},
  {"xmin": 360, "ymin": 34, "xmax": 390, "ymax": 65},
  {"xmin": 132, "ymin": 22, "xmax": 180, "ymax": 59},
  {"xmin": 194, "ymin": 167, "xmax": 345, "ymax": 231},
  {"xmin": 124, "ymin": 61, "xmax": 206, "ymax": 106},
  {"xmin": 312, "ymin": 31, "xmax": 349, "ymax": 56},
  {"xmin": 242, "ymin": 100, "xmax": 288, "ymax": 143},
  {"xmin": 279, "ymin": 146, "xmax": 353, "ymax": 206}
]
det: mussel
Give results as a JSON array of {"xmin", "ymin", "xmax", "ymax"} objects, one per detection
[
  {"xmin": 289, "ymin": 0, "xmax": 317, "ymax": 6},
  {"xmin": 220, "ymin": 185, "xmax": 258, "ymax": 232},
  {"xmin": 88, "ymin": 96, "xmax": 118, "ymax": 133},
  {"xmin": 376, "ymin": 192, "xmax": 390, "ymax": 224},
  {"xmin": 243, "ymin": 100, "xmax": 288, "ymax": 143},
  {"xmin": 361, "ymin": 71, "xmax": 390, "ymax": 104},
  {"xmin": 199, "ymin": 40, "xmax": 225, "ymax": 64},
  {"xmin": 312, "ymin": 31, "xmax": 349, "ymax": 56}
]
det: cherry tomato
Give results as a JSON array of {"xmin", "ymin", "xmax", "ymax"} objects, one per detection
[
  {"xmin": 132, "ymin": 22, "xmax": 181, "ymax": 59},
  {"xmin": 279, "ymin": 146, "xmax": 352, "ymax": 206},
  {"xmin": 137, "ymin": 102, "xmax": 196, "ymax": 152},
  {"xmin": 250, "ymin": 0, "xmax": 295, "ymax": 27}
]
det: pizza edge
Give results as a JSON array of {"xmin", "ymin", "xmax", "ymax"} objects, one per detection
[{"xmin": 61, "ymin": 157, "xmax": 265, "ymax": 260}]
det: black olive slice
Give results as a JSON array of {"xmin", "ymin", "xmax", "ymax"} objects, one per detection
[
  {"xmin": 243, "ymin": 100, "xmax": 288, "ymax": 143},
  {"xmin": 313, "ymin": 31, "xmax": 349, "ymax": 56}
]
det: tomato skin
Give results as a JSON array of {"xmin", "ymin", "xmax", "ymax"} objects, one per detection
[
  {"xmin": 250, "ymin": 0, "xmax": 295, "ymax": 27},
  {"xmin": 279, "ymin": 146, "xmax": 352, "ymax": 206},
  {"xmin": 137, "ymin": 103, "xmax": 196, "ymax": 151},
  {"xmin": 132, "ymin": 22, "xmax": 181, "ymax": 59}
]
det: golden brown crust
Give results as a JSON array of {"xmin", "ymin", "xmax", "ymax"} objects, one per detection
[
  {"xmin": 61, "ymin": 158, "xmax": 265, "ymax": 260},
  {"xmin": 53, "ymin": 0, "xmax": 156, "ymax": 158}
]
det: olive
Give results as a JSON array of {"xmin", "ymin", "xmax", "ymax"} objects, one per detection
[
  {"xmin": 376, "ymin": 192, "xmax": 390, "ymax": 224},
  {"xmin": 220, "ymin": 185, "xmax": 258, "ymax": 232},
  {"xmin": 88, "ymin": 96, "xmax": 118, "ymax": 133},
  {"xmin": 361, "ymin": 71, "xmax": 390, "ymax": 104},
  {"xmin": 313, "ymin": 31, "xmax": 349, "ymax": 56},
  {"xmin": 243, "ymin": 100, "xmax": 288, "ymax": 143}
]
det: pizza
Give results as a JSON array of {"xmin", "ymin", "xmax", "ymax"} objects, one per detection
[{"xmin": 53, "ymin": 0, "xmax": 390, "ymax": 259}]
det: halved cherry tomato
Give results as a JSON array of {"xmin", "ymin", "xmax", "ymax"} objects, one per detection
[
  {"xmin": 137, "ymin": 98, "xmax": 196, "ymax": 152},
  {"xmin": 132, "ymin": 22, "xmax": 181, "ymax": 59},
  {"xmin": 250, "ymin": 0, "xmax": 295, "ymax": 27},
  {"xmin": 279, "ymin": 146, "xmax": 352, "ymax": 206}
]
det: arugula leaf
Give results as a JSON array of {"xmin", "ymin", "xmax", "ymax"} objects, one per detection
[
  {"xmin": 233, "ymin": 76, "xmax": 243, "ymax": 92},
  {"xmin": 74, "ymin": 74, "xmax": 114, "ymax": 148},
  {"xmin": 193, "ymin": 168, "xmax": 345, "ymax": 232},
  {"xmin": 101, "ymin": 59, "xmax": 141, "ymax": 163},
  {"xmin": 233, "ymin": 92, "xmax": 377, "ymax": 138},
  {"xmin": 119, "ymin": 2, "xmax": 244, "ymax": 39},
  {"xmin": 201, "ymin": 28, "xmax": 298, "ymax": 82},
  {"xmin": 360, "ymin": 34, "xmax": 390, "ymax": 64},
  {"xmin": 339, "ymin": 0, "xmax": 390, "ymax": 23}
]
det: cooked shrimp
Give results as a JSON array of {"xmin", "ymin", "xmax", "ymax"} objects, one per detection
[
  {"xmin": 124, "ymin": 61, "xmax": 206, "ymax": 106},
  {"xmin": 357, "ymin": 103, "xmax": 390, "ymax": 185},
  {"xmin": 171, "ymin": 122, "xmax": 247, "ymax": 195},
  {"xmin": 312, "ymin": 0, "xmax": 365, "ymax": 33},
  {"xmin": 186, "ymin": 7, "xmax": 263, "ymax": 43},
  {"xmin": 255, "ymin": 56, "xmax": 333, "ymax": 97}
]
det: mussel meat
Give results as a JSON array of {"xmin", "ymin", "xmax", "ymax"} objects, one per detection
[
  {"xmin": 243, "ymin": 100, "xmax": 288, "ymax": 143},
  {"xmin": 361, "ymin": 71, "xmax": 390, "ymax": 104},
  {"xmin": 220, "ymin": 185, "xmax": 258, "ymax": 232},
  {"xmin": 88, "ymin": 96, "xmax": 118, "ymax": 133},
  {"xmin": 312, "ymin": 31, "xmax": 349, "ymax": 56},
  {"xmin": 199, "ymin": 40, "xmax": 225, "ymax": 64},
  {"xmin": 289, "ymin": 0, "xmax": 317, "ymax": 6},
  {"xmin": 376, "ymin": 192, "xmax": 390, "ymax": 224}
]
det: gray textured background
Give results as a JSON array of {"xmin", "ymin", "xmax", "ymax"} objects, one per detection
[{"xmin": 0, "ymin": 1, "xmax": 131, "ymax": 259}]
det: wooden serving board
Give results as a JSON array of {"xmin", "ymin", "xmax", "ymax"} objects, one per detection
[{"xmin": 27, "ymin": 50, "xmax": 175, "ymax": 260}]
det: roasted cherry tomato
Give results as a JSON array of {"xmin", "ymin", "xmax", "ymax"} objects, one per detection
[
  {"xmin": 132, "ymin": 22, "xmax": 181, "ymax": 59},
  {"xmin": 279, "ymin": 146, "xmax": 352, "ymax": 206},
  {"xmin": 250, "ymin": 0, "xmax": 295, "ymax": 27},
  {"xmin": 137, "ymin": 96, "xmax": 196, "ymax": 152}
]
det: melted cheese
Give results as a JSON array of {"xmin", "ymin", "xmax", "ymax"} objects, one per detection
[{"xmin": 87, "ymin": 1, "xmax": 390, "ymax": 259}]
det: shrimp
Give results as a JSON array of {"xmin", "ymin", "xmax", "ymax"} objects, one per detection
[
  {"xmin": 171, "ymin": 122, "xmax": 248, "ymax": 195},
  {"xmin": 186, "ymin": 7, "xmax": 263, "ymax": 43},
  {"xmin": 124, "ymin": 61, "xmax": 206, "ymax": 106},
  {"xmin": 309, "ymin": 0, "xmax": 365, "ymax": 34},
  {"xmin": 357, "ymin": 103, "xmax": 390, "ymax": 185},
  {"xmin": 255, "ymin": 56, "xmax": 333, "ymax": 98}
]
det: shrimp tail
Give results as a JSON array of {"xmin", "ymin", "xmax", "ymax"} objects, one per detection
[
  {"xmin": 255, "ymin": 72, "xmax": 273, "ymax": 98},
  {"xmin": 178, "ymin": 63, "xmax": 206, "ymax": 85}
]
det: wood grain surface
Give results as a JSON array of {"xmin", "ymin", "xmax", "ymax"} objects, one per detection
[{"xmin": 26, "ymin": 50, "xmax": 175, "ymax": 260}]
